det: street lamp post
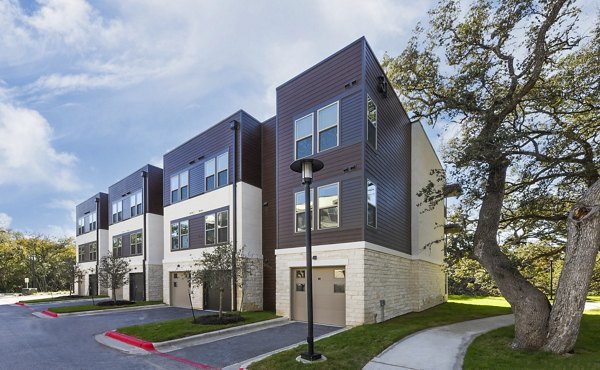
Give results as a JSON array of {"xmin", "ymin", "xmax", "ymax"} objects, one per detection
[
  {"xmin": 549, "ymin": 258, "xmax": 554, "ymax": 301},
  {"xmin": 290, "ymin": 158, "xmax": 324, "ymax": 362}
]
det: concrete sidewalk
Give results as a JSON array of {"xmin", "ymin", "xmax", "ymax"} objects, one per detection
[{"xmin": 363, "ymin": 314, "xmax": 514, "ymax": 370}]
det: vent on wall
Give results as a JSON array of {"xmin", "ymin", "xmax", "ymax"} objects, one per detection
[
  {"xmin": 344, "ymin": 80, "xmax": 357, "ymax": 89},
  {"xmin": 377, "ymin": 75, "xmax": 388, "ymax": 98}
]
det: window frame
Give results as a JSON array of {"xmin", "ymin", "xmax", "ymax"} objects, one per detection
[
  {"xmin": 78, "ymin": 246, "xmax": 85, "ymax": 262},
  {"xmin": 89, "ymin": 212, "xmax": 97, "ymax": 231},
  {"xmin": 89, "ymin": 243, "xmax": 97, "ymax": 261},
  {"xmin": 130, "ymin": 232, "xmax": 142, "ymax": 255},
  {"xmin": 366, "ymin": 178, "xmax": 377, "ymax": 228},
  {"xmin": 170, "ymin": 222, "xmax": 180, "ymax": 251},
  {"xmin": 294, "ymin": 113, "xmax": 314, "ymax": 160},
  {"xmin": 112, "ymin": 236, "xmax": 122, "ymax": 257},
  {"xmin": 216, "ymin": 210, "xmax": 228, "ymax": 244},
  {"xmin": 205, "ymin": 158, "xmax": 216, "ymax": 192},
  {"xmin": 77, "ymin": 217, "xmax": 85, "ymax": 235},
  {"xmin": 217, "ymin": 152, "xmax": 228, "ymax": 188},
  {"xmin": 180, "ymin": 220, "xmax": 189, "ymax": 249},
  {"xmin": 205, "ymin": 213, "xmax": 216, "ymax": 245},
  {"xmin": 294, "ymin": 189, "xmax": 314, "ymax": 233},
  {"xmin": 367, "ymin": 94, "xmax": 377, "ymax": 150},
  {"xmin": 317, "ymin": 183, "xmax": 340, "ymax": 229},
  {"xmin": 317, "ymin": 101, "xmax": 339, "ymax": 153},
  {"xmin": 171, "ymin": 171, "xmax": 189, "ymax": 204}
]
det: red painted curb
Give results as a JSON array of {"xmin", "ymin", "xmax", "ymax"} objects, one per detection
[
  {"xmin": 15, "ymin": 302, "xmax": 25, "ymax": 306},
  {"xmin": 41, "ymin": 310, "xmax": 58, "ymax": 318},
  {"xmin": 105, "ymin": 331, "xmax": 156, "ymax": 351}
]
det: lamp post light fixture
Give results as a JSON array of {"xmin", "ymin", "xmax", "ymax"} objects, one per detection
[{"xmin": 290, "ymin": 157, "xmax": 324, "ymax": 362}]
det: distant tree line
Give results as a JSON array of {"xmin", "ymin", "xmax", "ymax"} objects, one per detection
[{"xmin": 0, "ymin": 228, "xmax": 76, "ymax": 293}]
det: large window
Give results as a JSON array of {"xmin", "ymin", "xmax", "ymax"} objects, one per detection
[
  {"xmin": 205, "ymin": 159, "xmax": 216, "ymax": 192},
  {"xmin": 205, "ymin": 214, "xmax": 216, "ymax": 245},
  {"xmin": 318, "ymin": 183, "xmax": 339, "ymax": 229},
  {"xmin": 130, "ymin": 232, "xmax": 142, "ymax": 255},
  {"xmin": 171, "ymin": 222, "xmax": 180, "ymax": 250},
  {"xmin": 295, "ymin": 113, "xmax": 313, "ymax": 159},
  {"xmin": 89, "ymin": 212, "xmax": 97, "ymax": 231},
  {"xmin": 317, "ymin": 102, "xmax": 339, "ymax": 152},
  {"xmin": 77, "ymin": 217, "xmax": 85, "ymax": 235},
  {"xmin": 89, "ymin": 243, "xmax": 97, "ymax": 261},
  {"xmin": 131, "ymin": 191, "xmax": 143, "ymax": 217},
  {"xmin": 78, "ymin": 246, "xmax": 85, "ymax": 262},
  {"xmin": 217, "ymin": 153, "xmax": 228, "ymax": 187},
  {"xmin": 217, "ymin": 211, "xmax": 228, "ymax": 243},
  {"xmin": 170, "ymin": 171, "xmax": 189, "ymax": 203},
  {"xmin": 112, "ymin": 201, "xmax": 122, "ymax": 223},
  {"xmin": 367, "ymin": 179, "xmax": 377, "ymax": 228},
  {"xmin": 295, "ymin": 190, "xmax": 314, "ymax": 232},
  {"xmin": 367, "ymin": 95, "xmax": 377, "ymax": 149},
  {"xmin": 112, "ymin": 236, "xmax": 122, "ymax": 257},
  {"xmin": 180, "ymin": 220, "xmax": 189, "ymax": 249}
]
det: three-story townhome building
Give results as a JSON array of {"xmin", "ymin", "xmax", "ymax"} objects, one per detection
[
  {"xmin": 107, "ymin": 165, "xmax": 164, "ymax": 301},
  {"xmin": 162, "ymin": 111, "xmax": 263, "ymax": 312},
  {"xmin": 267, "ymin": 37, "xmax": 446, "ymax": 327},
  {"xmin": 75, "ymin": 192, "xmax": 109, "ymax": 296}
]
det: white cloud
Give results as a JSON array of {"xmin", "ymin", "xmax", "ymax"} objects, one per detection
[
  {"xmin": 46, "ymin": 223, "xmax": 75, "ymax": 238},
  {"xmin": 0, "ymin": 212, "xmax": 12, "ymax": 229},
  {"xmin": 47, "ymin": 199, "xmax": 77, "ymax": 223},
  {"xmin": 0, "ymin": 100, "xmax": 79, "ymax": 191}
]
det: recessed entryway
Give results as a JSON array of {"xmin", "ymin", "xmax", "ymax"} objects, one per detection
[
  {"xmin": 291, "ymin": 266, "xmax": 346, "ymax": 326},
  {"xmin": 129, "ymin": 273, "xmax": 144, "ymax": 302}
]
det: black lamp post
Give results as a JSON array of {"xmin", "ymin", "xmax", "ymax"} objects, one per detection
[{"xmin": 290, "ymin": 157, "xmax": 324, "ymax": 362}]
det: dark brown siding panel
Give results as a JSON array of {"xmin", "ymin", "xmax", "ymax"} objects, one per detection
[
  {"xmin": 108, "ymin": 165, "xmax": 163, "ymax": 225},
  {"xmin": 147, "ymin": 165, "xmax": 164, "ymax": 215},
  {"xmin": 169, "ymin": 206, "xmax": 229, "ymax": 252},
  {"xmin": 363, "ymin": 43, "xmax": 412, "ymax": 254},
  {"xmin": 98, "ymin": 193, "xmax": 109, "ymax": 230},
  {"xmin": 76, "ymin": 192, "xmax": 109, "ymax": 235},
  {"xmin": 276, "ymin": 39, "xmax": 365, "ymax": 250},
  {"xmin": 261, "ymin": 116, "xmax": 277, "ymax": 310},
  {"xmin": 163, "ymin": 112, "xmax": 242, "ymax": 207},
  {"xmin": 240, "ymin": 111, "xmax": 262, "ymax": 188}
]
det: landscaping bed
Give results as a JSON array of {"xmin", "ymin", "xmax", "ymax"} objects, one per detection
[
  {"xmin": 19, "ymin": 295, "xmax": 108, "ymax": 304},
  {"xmin": 117, "ymin": 311, "xmax": 278, "ymax": 342},
  {"xmin": 249, "ymin": 296, "xmax": 512, "ymax": 370},
  {"xmin": 48, "ymin": 300, "xmax": 162, "ymax": 314}
]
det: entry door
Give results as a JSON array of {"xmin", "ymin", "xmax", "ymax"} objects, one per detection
[
  {"xmin": 292, "ymin": 267, "xmax": 346, "ymax": 326},
  {"xmin": 88, "ymin": 274, "xmax": 98, "ymax": 296},
  {"xmin": 203, "ymin": 270, "xmax": 232, "ymax": 311},
  {"xmin": 129, "ymin": 273, "xmax": 144, "ymax": 302},
  {"xmin": 78, "ymin": 279, "xmax": 85, "ymax": 296},
  {"xmin": 170, "ymin": 272, "xmax": 191, "ymax": 308}
]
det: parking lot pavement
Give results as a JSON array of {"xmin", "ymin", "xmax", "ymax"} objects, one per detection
[
  {"xmin": 1, "ymin": 303, "xmax": 205, "ymax": 370},
  {"xmin": 166, "ymin": 321, "xmax": 342, "ymax": 369}
]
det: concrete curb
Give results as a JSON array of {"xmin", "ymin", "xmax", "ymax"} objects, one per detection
[
  {"xmin": 155, "ymin": 317, "xmax": 290, "ymax": 352},
  {"xmin": 105, "ymin": 331, "xmax": 156, "ymax": 351},
  {"xmin": 19, "ymin": 297, "xmax": 110, "ymax": 306},
  {"xmin": 41, "ymin": 310, "xmax": 58, "ymax": 318},
  {"xmin": 229, "ymin": 324, "xmax": 350, "ymax": 370},
  {"xmin": 57, "ymin": 303, "xmax": 168, "ymax": 317}
]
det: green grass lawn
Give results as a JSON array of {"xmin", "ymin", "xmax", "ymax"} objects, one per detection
[
  {"xmin": 586, "ymin": 296, "xmax": 600, "ymax": 302},
  {"xmin": 249, "ymin": 296, "xmax": 512, "ymax": 370},
  {"xmin": 117, "ymin": 311, "xmax": 278, "ymax": 342},
  {"xmin": 464, "ymin": 309, "xmax": 600, "ymax": 370},
  {"xmin": 20, "ymin": 295, "xmax": 108, "ymax": 303},
  {"xmin": 48, "ymin": 300, "xmax": 163, "ymax": 314}
]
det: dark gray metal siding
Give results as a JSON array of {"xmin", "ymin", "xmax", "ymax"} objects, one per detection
[
  {"xmin": 240, "ymin": 111, "xmax": 262, "ymax": 188},
  {"xmin": 276, "ymin": 39, "xmax": 365, "ymax": 250},
  {"xmin": 363, "ymin": 42, "xmax": 412, "ymax": 254},
  {"xmin": 75, "ymin": 192, "xmax": 109, "ymax": 235},
  {"xmin": 169, "ymin": 206, "xmax": 229, "ymax": 251},
  {"xmin": 111, "ymin": 229, "xmax": 142, "ymax": 258}
]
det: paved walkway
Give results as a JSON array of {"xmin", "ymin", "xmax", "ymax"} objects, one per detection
[{"xmin": 363, "ymin": 314, "xmax": 514, "ymax": 370}]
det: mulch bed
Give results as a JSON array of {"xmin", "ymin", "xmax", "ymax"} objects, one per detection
[
  {"xmin": 96, "ymin": 300, "xmax": 136, "ymax": 306},
  {"xmin": 193, "ymin": 313, "xmax": 244, "ymax": 325}
]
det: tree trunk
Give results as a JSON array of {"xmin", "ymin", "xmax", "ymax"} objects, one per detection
[
  {"xmin": 218, "ymin": 288, "xmax": 223, "ymax": 319},
  {"xmin": 544, "ymin": 179, "xmax": 600, "ymax": 353},
  {"xmin": 473, "ymin": 160, "xmax": 551, "ymax": 349}
]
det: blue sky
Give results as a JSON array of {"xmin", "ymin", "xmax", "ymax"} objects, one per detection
[
  {"xmin": 0, "ymin": 0, "xmax": 439, "ymax": 237},
  {"xmin": 0, "ymin": 0, "xmax": 597, "ymax": 237}
]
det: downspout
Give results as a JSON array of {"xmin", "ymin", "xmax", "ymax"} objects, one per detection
[
  {"xmin": 141, "ymin": 171, "xmax": 148, "ymax": 301},
  {"xmin": 95, "ymin": 197, "xmax": 100, "ymax": 296},
  {"xmin": 230, "ymin": 119, "xmax": 239, "ymax": 311}
]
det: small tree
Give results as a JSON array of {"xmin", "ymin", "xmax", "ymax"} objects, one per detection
[
  {"xmin": 191, "ymin": 243, "xmax": 250, "ymax": 319},
  {"xmin": 98, "ymin": 254, "xmax": 130, "ymax": 303}
]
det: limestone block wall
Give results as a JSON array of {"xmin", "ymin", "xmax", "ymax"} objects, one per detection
[
  {"xmin": 239, "ymin": 257, "xmax": 263, "ymax": 311},
  {"xmin": 147, "ymin": 264, "xmax": 163, "ymax": 301},
  {"xmin": 412, "ymin": 260, "xmax": 446, "ymax": 311}
]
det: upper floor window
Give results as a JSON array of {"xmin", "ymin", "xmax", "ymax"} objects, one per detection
[
  {"xmin": 217, "ymin": 153, "xmax": 228, "ymax": 187},
  {"xmin": 367, "ymin": 179, "xmax": 377, "ymax": 228},
  {"xmin": 89, "ymin": 212, "xmax": 97, "ymax": 231},
  {"xmin": 89, "ymin": 243, "xmax": 97, "ymax": 261},
  {"xmin": 78, "ymin": 246, "xmax": 85, "ymax": 262},
  {"xmin": 171, "ymin": 171, "xmax": 189, "ymax": 204},
  {"xmin": 295, "ymin": 190, "xmax": 314, "ymax": 232},
  {"xmin": 131, "ymin": 191, "xmax": 143, "ymax": 217},
  {"xmin": 171, "ymin": 220, "xmax": 189, "ymax": 251},
  {"xmin": 318, "ymin": 183, "xmax": 339, "ymax": 229},
  {"xmin": 217, "ymin": 210, "xmax": 228, "ymax": 244},
  {"xmin": 205, "ymin": 214, "xmax": 215, "ymax": 245},
  {"xmin": 112, "ymin": 201, "xmax": 123, "ymax": 223},
  {"xmin": 77, "ymin": 217, "xmax": 85, "ymax": 235},
  {"xmin": 367, "ymin": 95, "xmax": 377, "ymax": 149},
  {"xmin": 130, "ymin": 232, "xmax": 142, "ymax": 255},
  {"xmin": 112, "ymin": 236, "xmax": 122, "ymax": 257},
  {"xmin": 295, "ymin": 113, "xmax": 313, "ymax": 159},
  {"xmin": 171, "ymin": 222, "xmax": 180, "ymax": 250},
  {"xmin": 205, "ymin": 158, "xmax": 216, "ymax": 192},
  {"xmin": 317, "ymin": 102, "xmax": 339, "ymax": 152}
]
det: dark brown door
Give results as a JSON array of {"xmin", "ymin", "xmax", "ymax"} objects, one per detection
[
  {"xmin": 88, "ymin": 274, "xmax": 98, "ymax": 296},
  {"xmin": 129, "ymin": 273, "xmax": 144, "ymax": 302},
  {"xmin": 203, "ymin": 270, "xmax": 232, "ymax": 311}
]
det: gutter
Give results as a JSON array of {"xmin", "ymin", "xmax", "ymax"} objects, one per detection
[
  {"xmin": 95, "ymin": 197, "xmax": 100, "ymax": 296},
  {"xmin": 230, "ymin": 119, "xmax": 239, "ymax": 311},
  {"xmin": 141, "ymin": 171, "xmax": 148, "ymax": 301}
]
